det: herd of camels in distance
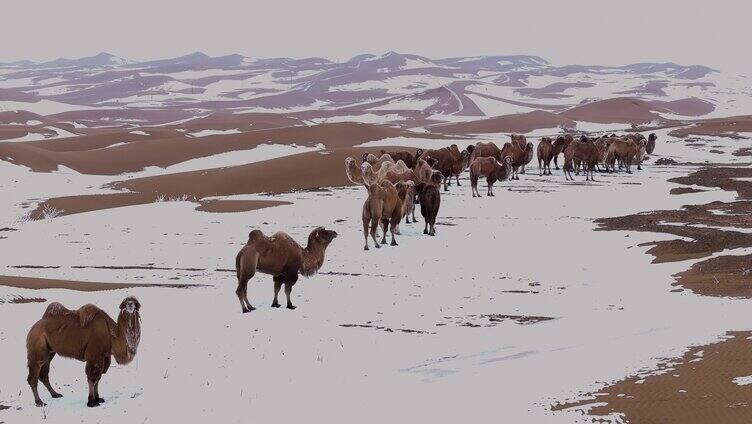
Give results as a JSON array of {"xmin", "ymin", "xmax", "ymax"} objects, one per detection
[{"xmin": 24, "ymin": 130, "xmax": 657, "ymax": 409}]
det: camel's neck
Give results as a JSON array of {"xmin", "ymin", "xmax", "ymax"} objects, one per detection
[
  {"xmin": 301, "ymin": 242, "xmax": 326, "ymax": 277},
  {"xmin": 111, "ymin": 311, "xmax": 141, "ymax": 365}
]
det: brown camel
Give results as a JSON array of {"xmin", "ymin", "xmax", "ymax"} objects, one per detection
[
  {"xmin": 564, "ymin": 137, "xmax": 603, "ymax": 181},
  {"xmin": 500, "ymin": 141, "xmax": 534, "ymax": 180},
  {"xmin": 380, "ymin": 148, "xmax": 423, "ymax": 169},
  {"xmin": 362, "ymin": 180, "xmax": 403, "ymax": 250},
  {"xmin": 345, "ymin": 157, "xmax": 367, "ymax": 185},
  {"xmin": 413, "ymin": 157, "xmax": 438, "ymax": 184},
  {"xmin": 235, "ymin": 227, "xmax": 338, "ymax": 312},
  {"xmin": 395, "ymin": 180, "xmax": 417, "ymax": 226},
  {"xmin": 415, "ymin": 171, "xmax": 443, "ymax": 236},
  {"xmin": 26, "ymin": 297, "xmax": 142, "ymax": 408},
  {"xmin": 605, "ymin": 138, "xmax": 638, "ymax": 173},
  {"xmin": 537, "ymin": 137, "xmax": 555, "ymax": 176},
  {"xmin": 510, "ymin": 134, "xmax": 532, "ymax": 173},
  {"xmin": 422, "ymin": 144, "xmax": 473, "ymax": 190},
  {"xmin": 470, "ymin": 156, "xmax": 513, "ymax": 197},
  {"xmin": 470, "ymin": 141, "xmax": 503, "ymax": 162},
  {"xmin": 551, "ymin": 134, "xmax": 573, "ymax": 170}
]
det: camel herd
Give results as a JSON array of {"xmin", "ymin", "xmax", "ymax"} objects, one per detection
[{"xmin": 23, "ymin": 130, "xmax": 657, "ymax": 409}]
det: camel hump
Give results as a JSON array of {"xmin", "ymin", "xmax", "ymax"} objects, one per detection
[
  {"xmin": 77, "ymin": 304, "xmax": 105, "ymax": 328},
  {"xmin": 248, "ymin": 229, "xmax": 265, "ymax": 242},
  {"xmin": 43, "ymin": 302, "xmax": 73, "ymax": 317}
]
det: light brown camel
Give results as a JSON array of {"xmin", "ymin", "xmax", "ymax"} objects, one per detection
[
  {"xmin": 380, "ymin": 148, "xmax": 423, "ymax": 169},
  {"xmin": 413, "ymin": 157, "xmax": 438, "ymax": 184},
  {"xmin": 235, "ymin": 227, "xmax": 338, "ymax": 313},
  {"xmin": 362, "ymin": 180, "xmax": 402, "ymax": 250},
  {"xmin": 26, "ymin": 297, "xmax": 142, "ymax": 408},
  {"xmin": 470, "ymin": 156, "xmax": 513, "ymax": 197}
]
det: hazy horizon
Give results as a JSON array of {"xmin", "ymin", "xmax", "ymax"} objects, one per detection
[{"xmin": 4, "ymin": 0, "xmax": 751, "ymax": 73}]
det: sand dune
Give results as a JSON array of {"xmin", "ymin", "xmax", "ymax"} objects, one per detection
[
  {"xmin": 0, "ymin": 122, "xmax": 410, "ymax": 174},
  {"xmin": 429, "ymin": 110, "xmax": 575, "ymax": 134}
]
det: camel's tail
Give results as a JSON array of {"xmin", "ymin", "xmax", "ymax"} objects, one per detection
[{"xmin": 236, "ymin": 245, "xmax": 260, "ymax": 284}]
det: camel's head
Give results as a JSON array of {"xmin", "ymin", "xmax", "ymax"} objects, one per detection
[
  {"xmin": 430, "ymin": 170, "xmax": 443, "ymax": 185},
  {"xmin": 415, "ymin": 148, "xmax": 424, "ymax": 159},
  {"xmin": 120, "ymin": 296, "xmax": 141, "ymax": 316},
  {"xmin": 502, "ymin": 156, "xmax": 513, "ymax": 180},
  {"xmin": 647, "ymin": 133, "xmax": 657, "ymax": 154},
  {"xmin": 310, "ymin": 227, "xmax": 338, "ymax": 247},
  {"xmin": 461, "ymin": 149, "xmax": 471, "ymax": 169}
]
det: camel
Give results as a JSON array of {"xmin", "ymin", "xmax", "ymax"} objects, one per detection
[
  {"xmin": 470, "ymin": 141, "xmax": 503, "ymax": 162},
  {"xmin": 604, "ymin": 138, "xmax": 638, "ymax": 173},
  {"xmin": 363, "ymin": 153, "xmax": 395, "ymax": 172},
  {"xmin": 470, "ymin": 156, "xmax": 513, "ymax": 197},
  {"xmin": 415, "ymin": 171, "xmax": 442, "ymax": 236},
  {"xmin": 537, "ymin": 137, "xmax": 555, "ymax": 175},
  {"xmin": 413, "ymin": 157, "xmax": 438, "ymax": 184},
  {"xmin": 235, "ymin": 227, "xmax": 338, "ymax": 312},
  {"xmin": 26, "ymin": 297, "xmax": 142, "ymax": 408},
  {"xmin": 551, "ymin": 134, "xmax": 573, "ymax": 170},
  {"xmin": 500, "ymin": 141, "xmax": 534, "ymax": 180},
  {"xmin": 395, "ymin": 180, "xmax": 417, "ymax": 225},
  {"xmin": 510, "ymin": 134, "xmax": 532, "ymax": 173},
  {"xmin": 345, "ymin": 157, "xmax": 369, "ymax": 186},
  {"xmin": 380, "ymin": 148, "xmax": 423, "ymax": 169},
  {"xmin": 423, "ymin": 144, "xmax": 473, "ymax": 190},
  {"xmin": 563, "ymin": 137, "xmax": 604, "ymax": 181},
  {"xmin": 362, "ymin": 180, "xmax": 403, "ymax": 250}
]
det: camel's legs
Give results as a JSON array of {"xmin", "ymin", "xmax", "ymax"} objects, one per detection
[
  {"xmin": 40, "ymin": 354, "xmax": 62, "ymax": 399},
  {"xmin": 27, "ymin": 359, "xmax": 45, "ymax": 407},
  {"xmin": 389, "ymin": 216, "xmax": 399, "ymax": 246},
  {"xmin": 370, "ymin": 217, "xmax": 380, "ymax": 248},
  {"xmin": 554, "ymin": 155, "xmax": 559, "ymax": 170},
  {"xmin": 85, "ymin": 360, "xmax": 103, "ymax": 407},
  {"xmin": 455, "ymin": 174, "xmax": 461, "ymax": 186},
  {"xmin": 271, "ymin": 274, "xmax": 284, "ymax": 307},
  {"xmin": 423, "ymin": 221, "xmax": 429, "ymax": 234},
  {"xmin": 380, "ymin": 219, "xmax": 389, "ymax": 244},
  {"xmin": 362, "ymin": 215, "xmax": 370, "ymax": 250},
  {"xmin": 284, "ymin": 273, "xmax": 299, "ymax": 310},
  {"xmin": 236, "ymin": 277, "xmax": 254, "ymax": 313}
]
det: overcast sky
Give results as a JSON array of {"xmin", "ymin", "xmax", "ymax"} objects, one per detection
[{"xmin": 4, "ymin": 0, "xmax": 750, "ymax": 72}]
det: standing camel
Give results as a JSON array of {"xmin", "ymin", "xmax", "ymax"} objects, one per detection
[
  {"xmin": 26, "ymin": 297, "xmax": 142, "ymax": 407},
  {"xmin": 235, "ymin": 227, "xmax": 338, "ymax": 313}
]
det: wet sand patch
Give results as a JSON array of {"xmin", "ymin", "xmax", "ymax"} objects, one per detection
[
  {"xmin": 195, "ymin": 199, "xmax": 292, "ymax": 213},
  {"xmin": 552, "ymin": 331, "xmax": 752, "ymax": 423},
  {"xmin": 0, "ymin": 275, "xmax": 206, "ymax": 292}
]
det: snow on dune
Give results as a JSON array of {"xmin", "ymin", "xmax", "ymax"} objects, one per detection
[
  {"xmin": 188, "ymin": 128, "xmax": 242, "ymax": 137},
  {"xmin": 0, "ymin": 99, "xmax": 101, "ymax": 115}
]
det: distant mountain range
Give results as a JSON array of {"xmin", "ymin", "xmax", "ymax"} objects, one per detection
[{"xmin": 0, "ymin": 51, "xmax": 730, "ymax": 130}]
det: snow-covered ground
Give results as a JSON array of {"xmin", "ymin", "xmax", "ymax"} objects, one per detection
[{"xmin": 0, "ymin": 123, "xmax": 749, "ymax": 423}]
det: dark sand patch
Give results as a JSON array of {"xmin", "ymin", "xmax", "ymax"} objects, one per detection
[
  {"xmin": 30, "ymin": 147, "xmax": 369, "ymax": 218},
  {"xmin": 0, "ymin": 122, "xmax": 416, "ymax": 174},
  {"xmin": 674, "ymin": 255, "xmax": 752, "ymax": 298},
  {"xmin": 669, "ymin": 115, "xmax": 752, "ymax": 138},
  {"xmin": 669, "ymin": 167, "xmax": 752, "ymax": 199},
  {"xmin": 195, "ymin": 199, "xmax": 292, "ymax": 213},
  {"xmin": 339, "ymin": 324, "xmax": 432, "ymax": 335},
  {"xmin": 552, "ymin": 331, "xmax": 752, "ymax": 424},
  {"xmin": 670, "ymin": 187, "xmax": 706, "ymax": 195},
  {"xmin": 429, "ymin": 110, "xmax": 575, "ymax": 135},
  {"xmin": 446, "ymin": 314, "xmax": 554, "ymax": 328},
  {"xmin": 0, "ymin": 275, "xmax": 205, "ymax": 292},
  {"xmin": 597, "ymin": 165, "xmax": 752, "ymax": 298}
]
